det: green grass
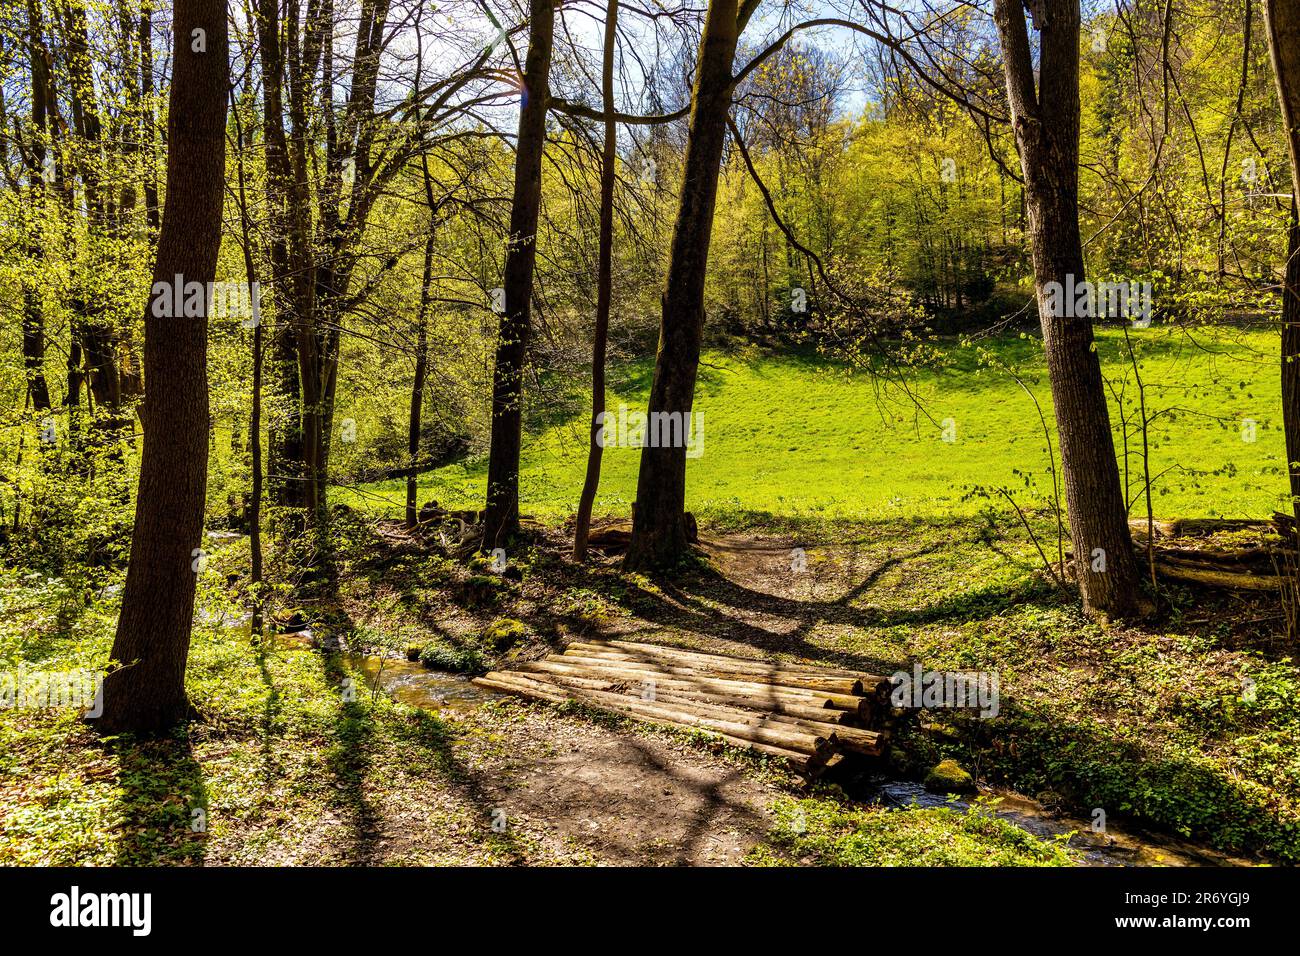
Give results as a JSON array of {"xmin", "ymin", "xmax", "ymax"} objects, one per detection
[
  {"xmin": 347, "ymin": 325, "xmax": 1287, "ymax": 522},
  {"xmin": 748, "ymin": 795, "xmax": 1078, "ymax": 867}
]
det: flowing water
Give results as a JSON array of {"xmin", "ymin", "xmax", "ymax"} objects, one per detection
[
  {"xmin": 850, "ymin": 776, "xmax": 1253, "ymax": 867},
  {"xmin": 269, "ymin": 627, "xmax": 491, "ymax": 711}
]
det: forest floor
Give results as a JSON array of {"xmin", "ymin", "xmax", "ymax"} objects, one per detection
[{"xmin": 2, "ymin": 508, "xmax": 1296, "ymax": 866}]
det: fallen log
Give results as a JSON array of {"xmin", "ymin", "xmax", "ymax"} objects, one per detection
[
  {"xmin": 510, "ymin": 666, "xmax": 860, "ymax": 725},
  {"xmin": 1153, "ymin": 546, "xmax": 1278, "ymax": 566},
  {"xmin": 474, "ymin": 671, "xmax": 832, "ymax": 756},
  {"xmin": 1153, "ymin": 559, "xmax": 1284, "ymax": 590},
  {"xmin": 556, "ymin": 650, "xmax": 865, "ymax": 695},
  {"xmin": 521, "ymin": 657, "xmax": 868, "ymax": 712},
  {"xmin": 1129, "ymin": 517, "xmax": 1274, "ymax": 538},
  {"xmin": 573, "ymin": 639, "xmax": 892, "ymax": 695}
]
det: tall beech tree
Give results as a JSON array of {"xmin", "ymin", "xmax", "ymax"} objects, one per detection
[
  {"xmin": 573, "ymin": 0, "xmax": 619, "ymax": 560},
  {"xmin": 990, "ymin": 0, "xmax": 1142, "ymax": 619},
  {"xmin": 407, "ymin": 151, "xmax": 437, "ymax": 530},
  {"xmin": 97, "ymin": 0, "xmax": 228, "ymax": 734},
  {"xmin": 623, "ymin": 0, "xmax": 759, "ymax": 569},
  {"xmin": 482, "ymin": 0, "xmax": 554, "ymax": 548},
  {"xmin": 1263, "ymin": 0, "xmax": 1300, "ymax": 527}
]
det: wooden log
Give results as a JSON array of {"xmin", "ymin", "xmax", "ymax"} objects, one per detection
[
  {"xmin": 472, "ymin": 674, "xmax": 816, "ymax": 770},
  {"xmin": 475, "ymin": 671, "xmax": 833, "ymax": 756},
  {"xmin": 582, "ymin": 639, "xmax": 891, "ymax": 693},
  {"xmin": 520, "ymin": 657, "xmax": 868, "ymax": 713},
  {"xmin": 571, "ymin": 656, "xmax": 872, "ymax": 711},
  {"xmin": 503, "ymin": 669, "xmax": 887, "ymax": 757},
  {"xmin": 825, "ymin": 725, "xmax": 885, "ymax": 757},
  {"xmin": 1153, "ymin": 546, "xmax": 1277, "ymax": 566},
  {"xmin": 1129, "ymin": 517, "xmax": 1274, "ymax": 538},
  {"xmin": 510, "ymin": 667, "xmax": 859, "ymax": 725},
  {"xmin": 1153, "ymin": 560, "xmax": 1284, "ymax": 590},
  {"xmin": 509, "ymin": 668, "xmax": 861, "ymax": 740},
  {"xmin": 476, "ymin": 671, "xmax": 829, "ymax": 750},
  {"xmin": 556, "ymin": 650, "xmax": 865, "ymax": 695}
]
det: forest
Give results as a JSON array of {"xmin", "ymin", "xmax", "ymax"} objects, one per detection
[{"xmin": 0, "ymin": 0, "xmax": 1298, "ymax": 880}]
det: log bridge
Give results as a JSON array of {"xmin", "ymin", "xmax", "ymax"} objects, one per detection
[{"xmin": 473, "ymin": 639, "xmax": 891, "ymax": 777}]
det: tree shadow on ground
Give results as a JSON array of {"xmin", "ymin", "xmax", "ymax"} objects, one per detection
[
  {"xmin": 597, "ymin": 531, "xmax": 1049, "ymax": 676},
  {"xmin": 109, "ymin": 733, "xmax": 208, "ymax": 865}
]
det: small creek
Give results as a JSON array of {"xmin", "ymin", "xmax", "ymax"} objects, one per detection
[{"xmin": 848, "ymin": 776, "xmax": 1251, "ymax": 867}]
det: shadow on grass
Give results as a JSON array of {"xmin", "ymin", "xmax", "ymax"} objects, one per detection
[{"xmin": 109, "ymin": 733, "xmax": 208, "ymax": 866}]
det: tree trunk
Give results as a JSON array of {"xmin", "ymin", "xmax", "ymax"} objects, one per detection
[
  {"xmin": 257, "ymin": 0, "xmax": 304, "ymax": 513},
  {"xmin": 22, "ymin": 0, "xmax": 52, "ymax": 412},
  {"xmin": 1264, "ymin": 0, "xmax": 1300, "ymax": 525},
  {"xmin": 407, "ymin": 155, "xmax": 436, "ymax": 529},
  {"xmin": 231, "ymin": 84, "xmax": 264, "ymax": 637},
  {"xmin": 1284, "ymin": 212, "xmax": 1300, "ymax": 524},
  {"xmin": 992, "ymin": 0, "xmax": 1143, "ymax": 619},
  {"xmin": 482, "ymin": 0, "xmax": 553, "ymax": 549},
  {"xmin": 139, "ymin": 4, "xmax": 161, "ymax": 235},
  {"xmin": 285, "ymin": 0, "xmax": 323, "ymax": 527},
  {"xmin": 97, "ymin": 0, "xmax": 228, "ymax": 734},
  {"xmin": 624, "ymin": 0, "xmax": 740, "ymax": 570},
  {"xmin": 573, "ymin": 0, "xmax": 620, "ymax": 560},
  {"xmin": 62, "ymin": 0, "xmax": 127, "ymax": 442}
]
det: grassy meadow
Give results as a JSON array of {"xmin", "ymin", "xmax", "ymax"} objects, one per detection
[{"xmin": 349, "ymin": 326, "xmax": 1287, "ymax": 523}]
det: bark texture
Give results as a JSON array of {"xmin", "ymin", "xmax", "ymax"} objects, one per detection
[
  {"xmin": 97, "ymin": 0, "xmax": 228, "ymax": 734},
  {"xmin": 1264, "ymin": 0, "xmax": 1300, "ymax": 523},
  {"xmin": 574, "ymin": 0, "xmax": 620, "ymax": 560},
  {"xmin": 992, "ymin": 0, "xmax": 1143, "ymax": 619},
  {"xmin": 624, "ymin": 0, "xmax": 740, "ymax": 570},
  {"xmin": 482, "ymin": 0, "xmax": 554, "ymax": 548}
]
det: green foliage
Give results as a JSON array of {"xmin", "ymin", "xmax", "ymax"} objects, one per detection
[
  {"xmin": 481, "ymin": 618, "xmax": 525, "ymax": 650},
  {"xmin": 752, "ymin": 796, "xmax": 1077, "ymax": 867},
  {"xmin": 417, "ymin": 641, "xmax": 486, "ymax": 674}
]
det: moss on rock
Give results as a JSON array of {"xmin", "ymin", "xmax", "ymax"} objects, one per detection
[{"xmin": 924, "ymin": 759, "xmax": 976, "ymax": 794}]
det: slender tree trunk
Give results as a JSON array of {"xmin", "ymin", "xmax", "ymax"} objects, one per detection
[
  {"xmin": 1283, "ymin": 210, "xmax": 1300, "ymax": 520},
  {"xmin": 97, "ymin": 0, "xmax": 228, "ymax": 734},
  {"xmin": 231, "ymin": 85, "xmax": 264, "ymax": 637},
  {"xmin": 139, "ymin": 4, "xmax": 161, "ymax": 235},
  {"xmin": 992, "ymin": 0, "xmax": 1143, "ymax": 619},
  {"xmin": 250, "ymin": 311, "xmax": 264, "ymax": 635},
  {"xmin": 573, "ymin": 0, "xmax": 619, "ymax": 560},
  {"xmin": 482, "ymin": 0, "xmax": 553, "ymax": 549},
  {"xmin": 624, "ymin": 0, "xmax": 740, "ymax": 570},
  {"xmin": 257, "ymin": 0, "xmax": 304, "ymax": 513},
  {"xmin": 63, "ymin": 0, "xmax": 126, "ymax": 441},
  {"xmin": 285, "ymin": 0, "xmax": 323, "ymax": 527},
  {"xmin": 22, "ymin": 0, "xmax": 52, "ymax": 413},
  {"xmin": 1264, "ymin": 0, "xmax": 1300, "ymax": 526},
  {"xmin": 407, "ymin": 156, "xmax": 436, "ymax": 529}
]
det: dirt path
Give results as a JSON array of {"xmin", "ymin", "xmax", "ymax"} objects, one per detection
[{"xmin": 442, "ymin": 703, "xmax": 784, "ymax": 865}]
